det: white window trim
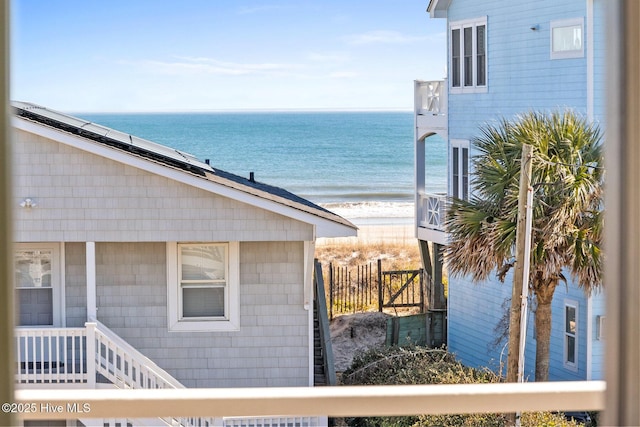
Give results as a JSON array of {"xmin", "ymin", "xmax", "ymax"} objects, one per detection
[
  {"xmin": 167, "ymin": 241, "xmax": 240, "ymax": 332},
  {"xmin": 450, "ymin": 139, "xmax": 470, "ymax": 200},
  {"xmin": 449, "ymin": 16, "xmax": 488, "ymax": 94},
  {"xmin": 550, "ymin": 18, "xmax": 585, "ymax": 60},
  {"xmin": 14, "ymin": 242, "xmax": 64, "ymax": 328},
  {"xmin": 564, "ymin": 299, "xmax": 579, "ymax": 371}
]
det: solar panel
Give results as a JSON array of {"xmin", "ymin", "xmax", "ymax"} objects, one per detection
[{"xmin": 12, "ymin": 101, "xmax": 214, "ymax": 174}]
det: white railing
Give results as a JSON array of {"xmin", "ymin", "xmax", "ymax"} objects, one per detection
[
  {"xmin": 14, "ymin": 323, "xmax": 324, "ymax": 426},
  {"xmin": 14, "ymin": 381, "xmax": 606, "ymax": 420},
  {"xmin": 90, "ymin": 320, "xmax": 218, "ymax": 427},
  {"xmin": 15, "ymin": 327, "xmax": 88, "ymax": 385},
  {"xmin": 415, "ymin": 80, "xmax": 447, "ymax": 115},
  {"xmin": 91, "ymin": 321, "xmax": 184, "ymax": 390},
  {"xmin": 223, "ymin": 416, "xmax": 323, "ymax": 427},
  {"xmin": 12, "ymin": 324, "xmax": 602, "ymax": 425},
  {"xmin": 418, "ymin": 192, "xmax": 448, "ymax": 231}
]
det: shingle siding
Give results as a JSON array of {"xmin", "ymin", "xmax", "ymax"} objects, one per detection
[
  {"xmin": 92, "ymin": 241, "xmax": 309, "ymax": 388},
  {"xmin": 13, "ymin": 130, "xmax": 314, "ymax": 243},
  {"xmin": 64, "ymin": 242, "xmax": 87, "ymax": 327}
]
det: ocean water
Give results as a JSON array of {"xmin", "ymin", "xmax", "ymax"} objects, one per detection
[{"xmin": 77, "ymin": 111, "xmax": 447, "ymax": 221}]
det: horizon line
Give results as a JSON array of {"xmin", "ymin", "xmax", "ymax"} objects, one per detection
[{"xmin": 69, "ymin": 107, "xmax": 413, "ymax": 115}]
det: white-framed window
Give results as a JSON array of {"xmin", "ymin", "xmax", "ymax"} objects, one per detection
[
  {"xmin": 450, "ymin": 17, "xmax": 487, "ymax": 93},
  {"xmin": 550, "ymin": 18, "xmax": 584, "ymax": 60},
  {"xmin": 450, "ymin": 140, "xmax": 470, "ymax": 201},
  {"xmin": 564, "ymin": 300, "xmax": 579, "ymax": 370},
  {"xmin": 167, "ymin": 242, "xmax": 240, "ymax": 332},
  {"xmin": 14, "ymin": 243, "xmax": 63, "ymax": 327}
]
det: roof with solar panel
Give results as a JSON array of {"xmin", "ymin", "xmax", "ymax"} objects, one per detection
[{"xmin": 12, "ymin": 101, "xmax": 356, "ymax": 234}]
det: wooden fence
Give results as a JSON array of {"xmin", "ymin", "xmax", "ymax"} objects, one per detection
[{"xmin": 326, "ymin": 260, "xmax": 429, "ymax": 319}]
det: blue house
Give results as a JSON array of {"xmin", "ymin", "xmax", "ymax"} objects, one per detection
[{"xmin": 414, "ymin": 0, "xmax": 606, "ymax": 381}]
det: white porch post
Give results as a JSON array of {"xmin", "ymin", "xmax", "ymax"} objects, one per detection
[
  {"xmin": 85, "ymin": 322, "xmax": 97, "ymax": 388},
  {"xmin": 86, "ymin": 242, "xmax": 97, "ymax": 321},
  {"xmin": 414, "ymin": 81, "xmax": 426, "ymax": 236}
]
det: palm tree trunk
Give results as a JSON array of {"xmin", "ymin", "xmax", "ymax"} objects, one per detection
[{"xmin": 534, "ymin": 280, "xmax": 557, "ymax": 382}]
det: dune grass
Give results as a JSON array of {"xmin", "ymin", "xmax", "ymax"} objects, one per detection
[{"xmin": 315, "ymin": 240, "xmax": 422, "ymax": 271}]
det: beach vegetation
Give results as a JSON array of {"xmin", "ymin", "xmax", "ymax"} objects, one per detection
[
  {"xmin": 340, "ymin": 345, "xmax": 583, "ymax": 427},
  {"xmin": 316, "ymin": 241, "xmax": 421, "ymax": 270},
  {"xmin": 444, "ymin": 110, "xmax": 603, "ymax": 381}
]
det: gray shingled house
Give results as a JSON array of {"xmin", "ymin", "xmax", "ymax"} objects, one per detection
[{"xmin": 12, "ymin": 101, "xmax": 356, "ymax": 427}]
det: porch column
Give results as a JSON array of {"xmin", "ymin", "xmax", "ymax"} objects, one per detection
[{"xmin": 86, "ymin": 242, "xmax": 97, "ymax": 321}]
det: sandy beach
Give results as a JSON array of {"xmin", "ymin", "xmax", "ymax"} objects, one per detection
[{"xmin": 317, "ymin": 220, "xmax": 416, "ymax": 246}]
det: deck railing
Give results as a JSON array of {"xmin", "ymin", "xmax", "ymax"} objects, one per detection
[
  {"xmin": 417, "ymin": 192, "xmax": 448, "ymax": 231},
  {"xmin": 14, "ymin": 327, "xmax": 88, "ymax": 384},
  {"xmin": 415, "ymin": 80, "xmax": 447, "ymax": 115},
  {"xmin": 14, "ymin": 381, "xmax": 606, "ymax": 421},
  {"xmin": 91, "ymin": 320, "xmax": 218, "ymax": 427},
  {"xmin": 15, "ymin": 322, "xmax": 324, "ymax": 426},
  {"xmin": 91, "ymin": 321, "xmax": 184, "ymax": 391}
]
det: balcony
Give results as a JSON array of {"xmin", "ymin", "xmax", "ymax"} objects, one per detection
[
  {"xmin": 416, "ymin": 192, "xmax": 448, "ymax": 245},
  {"xmin": 414, "ymin": 80, "xmax": 449, "ymax": 246},
  {"xmin": 414, "ymin": 79, "xmax": 448, "ymax": 137}
]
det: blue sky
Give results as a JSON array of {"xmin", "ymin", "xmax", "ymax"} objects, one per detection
[{"xmin": 11, "ymin": 1, "xmax": 446, "ymax": 112}]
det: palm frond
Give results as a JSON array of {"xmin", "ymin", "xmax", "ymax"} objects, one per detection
[{"xmin": 445, "ymin": 110, "xmax": 604, "ymax": 293}]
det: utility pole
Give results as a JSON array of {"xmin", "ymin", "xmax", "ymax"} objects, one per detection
[
  {"xmin": 506, "ymin": 144, "xmax": 533, "ymax": 426},
  {"xmin": 506, "ymin": 144, "xmax": 534, "ymax": 384}
]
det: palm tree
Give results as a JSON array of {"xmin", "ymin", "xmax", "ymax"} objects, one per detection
[{"xmin": 444, "ymin": 110, "xmax": 603, "ymax": 381}]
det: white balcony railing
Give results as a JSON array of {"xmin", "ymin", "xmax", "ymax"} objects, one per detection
[
  {"xmin": 418, "ymin": 192, "xmax": 448, "ymax": 231},
  {"xmin": 15, "ymin": 327, "xmax": 88, "ymax": 385},
  {"xmin": 15, "ymin": 323, "xmax": 324, "ymax": 426},
  {"xmin": 14, "ymin": 381, "xmax": 606, "ymax": 421},
  {"xmin": 415, "ymin": 80, "xmax": 447, "ymax": 116}
]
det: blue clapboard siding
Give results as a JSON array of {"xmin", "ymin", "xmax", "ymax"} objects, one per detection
[
  {"xmin": 447, "ymin": 0, "xmax": 589, "ymax": 142},
  {"xmin": 442, "ymin": 0, "xmax": 606, "ymax": 381},
  {"xmin": 449, "ymin": 270, "xmax": 603, "ymax": 381}
]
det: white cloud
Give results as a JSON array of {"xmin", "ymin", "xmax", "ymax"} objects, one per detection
[
  {"xmin": 328, "ymin": 71, "xmax": 358, "ymax": 79},
  {"xmin": 345, "ymin": 30, "xmax": 429, "ymax": 45},
  {"xmin": 127, "ymin": 56, "xmax": 303, "ymax": 76},
  {"xmin": 306, "ymin": 52, "xmax": 349, "ymax": 63}
]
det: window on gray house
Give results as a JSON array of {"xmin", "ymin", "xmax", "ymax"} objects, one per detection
[
  {"xmin": 179, "ymin": 244, "xmax": 228, "ymax": 319},
  {"xmin": 14, "ymin": 250, "xmax": 53, "ymax": 326}
]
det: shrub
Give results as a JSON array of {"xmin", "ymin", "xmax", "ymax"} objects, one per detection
[{"xmin": 340, "ymin": 346, "xmax": 582, "ymax": 427}]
